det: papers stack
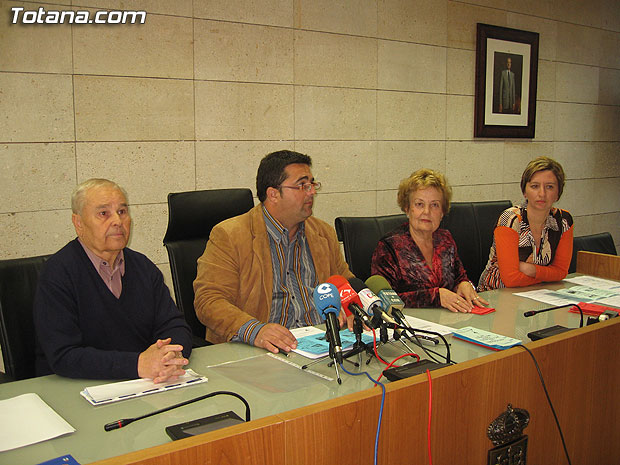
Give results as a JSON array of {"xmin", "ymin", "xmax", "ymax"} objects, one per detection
[
  {"xmin": 80, "ymin": 369, "xmax": 208, "ymax": 406},
  {"xmin": 452, "ymin": 326, "xmax": 521, "ymax": 351}
]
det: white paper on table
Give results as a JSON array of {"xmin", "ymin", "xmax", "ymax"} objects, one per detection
[
  {"xmin": 80, "ymin": 369, "xmax": 208, "ymax": 406},
  {"xmin": 553, "ymin": 285, "xmax": 619, "ymax": 303},
  {"xmin": 564, "ymin": 275, "xmax": 620, "ymax": 291},
  {"xmin": 403, "ymin": 315, "xmax": 454, "ymax": 336},
  {"xmin": 513, "ymin": 289, "xmax": 579, "ymax": 306},
  {"xmin": 0, "ymin": 393, "xmax": 75, "ymax": 452},
  {"xmin": 596, "ymin": 295, "xmax": 620, "ymax": 308}
]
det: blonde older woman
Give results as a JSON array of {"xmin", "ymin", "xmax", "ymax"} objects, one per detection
[
  {"xmin": 478, "ymin": 156, "xmax": 573, "ymax": 290},
  {"xmin": 371, "ymin": 169, "xmax": 488, "ymax": 312}
]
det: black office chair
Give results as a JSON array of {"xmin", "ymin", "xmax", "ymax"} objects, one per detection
[
  {"xmin": 471, "ymin": 200, "xmax": 512, "ymax": 283},
  {"xmin": 439, "ymin": 202, "xmax": 479, "ymax": 283},
  {"xmin": 163, "ymin": 188, "xmax": 254, "ymax": 347},
  {"xmin": 335, "ymin": 214, "xmax": 407, "ymax": 281},
  {"xmin": 569, "ymin": 232, "xmax": 617, "ymax": 273},
  {"xmin": 0, "ymin": 254, "xmax": 51, "ymax": 382}
]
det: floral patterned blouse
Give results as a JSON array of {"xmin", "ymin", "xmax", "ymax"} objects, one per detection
[{"xmin": 370, "ymin": 223, "xmax": 469, "ymax": 308}]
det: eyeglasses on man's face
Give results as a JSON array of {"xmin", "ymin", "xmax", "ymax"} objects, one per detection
[{"xmin": 279, "ymin": 181, "xmax": 321, "ymax": 193}]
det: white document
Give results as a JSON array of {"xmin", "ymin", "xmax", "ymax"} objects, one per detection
[
  {"xmin": 0, "ymin": 393, "xmax": 75, "ymax": 452},
  {"xmin": 513, "ymin": 289, "xmax": 579, "ymax": 306},
  {"xmin": 553, "ymin": 285, "xmax": 618, "ymax": 303},
  {"xmin": 596, "ymin": 295, "xmax": 620, "ymax": 308},
  {"xmin": 80, "ymin": 369, "xmax": 208, "ymax": 406},
  {"xmin": 403, "ymin": 315, "xmax": 454, "ymax": 336},
  {"xmin": 564, "ymin": 275, "xmax": 620, "ymax": 291}
]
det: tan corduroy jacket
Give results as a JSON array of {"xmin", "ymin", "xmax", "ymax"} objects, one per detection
[{"xmin": 193, "ymin": 204, "xmax": 354, "ymax": 344}]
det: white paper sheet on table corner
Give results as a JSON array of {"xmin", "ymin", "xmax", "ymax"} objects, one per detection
[
  {"xmin": 564, "ymin": 275, "xmax": 620, "ymax": 291},
  {"xmin": 402, "ymin": 315, "xmax": 454, "ymax": 336},
  {"xmin": 0, "ymin": 393, "xmax": 75, "ymax": 452},
  {"xmin": 513, "ymin": 289, "xmax": 579, "ymax": 306}
]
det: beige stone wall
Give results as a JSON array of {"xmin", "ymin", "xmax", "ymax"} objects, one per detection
[{"xmin": 1, "ymin": 0, "xmax": 619, "ymax": 289}]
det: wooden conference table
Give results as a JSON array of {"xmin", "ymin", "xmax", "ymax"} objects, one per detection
[{"xmin": 1, "ymin": 277, "xmax": 618, "ymax": 465}]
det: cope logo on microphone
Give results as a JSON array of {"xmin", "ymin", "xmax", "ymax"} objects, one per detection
[{"xmin": 316, "ymin": 283, "xmax": 336, "ymax": 300}]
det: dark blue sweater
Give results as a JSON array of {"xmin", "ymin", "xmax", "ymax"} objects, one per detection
[{"xmin": 34, "ymin": 239, "xmax": 192, "ymax": 380}]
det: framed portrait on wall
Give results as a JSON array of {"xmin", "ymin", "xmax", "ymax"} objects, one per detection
[{"xmin": 474, "ymin": 23, "xmax": 539, "ymax": 138}]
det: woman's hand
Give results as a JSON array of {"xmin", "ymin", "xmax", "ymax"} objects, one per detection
[
  {"xmin": 519, "ymin": 261, "xmax": 536, "ymax": 277},
  {"xmin": 456, "ymin": 281, "xmax": 489, "ymax": 308},
  {"xmin": 439, "ymin": 287, "xmax": 473, "ymax": 313}
]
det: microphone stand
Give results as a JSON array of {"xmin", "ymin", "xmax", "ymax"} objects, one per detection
[
  {"xmin": 391, "ymin": 326, "xmax": 418, "ymax": 357},
  {"xmin": 325, "ymin": 329, "xmax": 342, "ymax": 384},
  {"xmin": 341, "ymin": 317, "xmax": 377, "ymax": 366},
  {"xmin": 300, "ymin": 329, "xmax": 358, "ymax": 383}
]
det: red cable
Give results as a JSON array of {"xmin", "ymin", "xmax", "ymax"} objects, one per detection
[
  {"xmin": 371, "ymin": 329, "xmax": 390, "ymax": 366},
  {"xmin": 376, "ymin": 351, "xmax": 420, "ymax": 383},
  {"xmin": 426, "ymin": 369, "xmax": 433, "ymax": 465}
]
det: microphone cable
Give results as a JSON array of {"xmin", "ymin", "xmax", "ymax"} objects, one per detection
[
  {"xmin": 514, "ymin": 344, "xmax": 572, "ymax": 465},
  {"xmin": 339, "ymin": 362, "xmax": 386, "ymax": 465},
  {"xmin": 376, "ymin": 351, "xmax": 420, "ymax": 384},
  {"xmin": 370, "ymin": 327, "xmax": 391, "ymax": 366},
  {"xmin": 407, "ymin": 330, "xmax": 450, "ymax": 365},
  {"xmin": 392, "ymin": 325, "xmax": 453, "ymax": 364},
  {"xmin": 426, "ymin": 369, "xmax": 434, "ymax": 465}
]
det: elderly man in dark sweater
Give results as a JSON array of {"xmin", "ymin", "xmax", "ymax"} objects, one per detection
[{"xmin": 34, "ymin": 179, "xmax": 192, "ymax": 382}]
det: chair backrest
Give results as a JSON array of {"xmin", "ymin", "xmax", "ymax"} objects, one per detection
[
  {"xmin": 335, "ymin": 214, "xmax": 407, "ymax": 281},
  {"xmin": 472, "ymin": 201, "xmax": 513, "ymax": 274},
  {"xmin": 0, "ymin": 254, "xmax": 51, "ymax": 381},
  {"xmin": 569, "ymin": 232, "xmax": 617, "ymax": 273},
  {"xmin": 335, "ymin": 200, "xmax": 511, "ymax": 285},
  {"xmin": 163, "ymin": 189, "xmax": 254, "ymax": 341},
  {"xmin": 439, "ymin": 202, "xmax": 478, "ymax": 283}
]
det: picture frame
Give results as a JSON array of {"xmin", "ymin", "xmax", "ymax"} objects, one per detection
[{"xmin": 474, "ymin": 23, "xmax": 539, "ymax": 138}]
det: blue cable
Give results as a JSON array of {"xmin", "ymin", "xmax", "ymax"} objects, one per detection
[{"xmin": 339, "ymin": 363, "xmax": 386, "ymax": 465}]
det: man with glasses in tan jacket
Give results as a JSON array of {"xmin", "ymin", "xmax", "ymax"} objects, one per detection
[{"xmin": 194, "ymin": 150, "xmax": 353, "ymax": 354}]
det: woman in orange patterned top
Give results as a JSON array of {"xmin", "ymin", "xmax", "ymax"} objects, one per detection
[{"xmin": 478, "ymin": 156, "xmax": 573, "ymax": 291}]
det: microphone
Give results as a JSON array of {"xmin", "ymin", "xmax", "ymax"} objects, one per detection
[
  {"xmin": 327, "ymin": 275, "xmax": 374, "ymax": 328},
  {"xmin": 524, "ymin": 304, "xmax": 584, "ymax": 341},
  {"xmin": 365, "ymin": 275, "xmax": 439, "ymax": 345},
  {"xmin": 366, "ymin": 275, "xmax": 405, "ymax": 314},
  {"xmin": 104, "ymin": 391, "xmax": 250, "ymax": 431},
  {"xmin": 523, "ymin": 304, "xmax": 574, "ymax": 317},
  {"xmin": 313, "ymin": 283, "xmax": 344, "ymax": 365},
  {"xmin": 349, "ymin": 278, "xmax": 398, "ymax": 327},
  {"xmin": 365, "ymin": 275, "xmax": 408, "ymax": 325}
]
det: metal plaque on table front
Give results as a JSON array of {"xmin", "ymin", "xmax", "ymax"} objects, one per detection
[{"xmin": 487, "ymin": 403, "xmax": 530, "ymax": 465}]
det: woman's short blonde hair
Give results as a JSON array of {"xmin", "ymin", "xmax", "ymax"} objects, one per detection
[
  {"xmin": 520, "ymin": 156, "xmax": 566, "ymax": 200},
  {"xmin": 397, "ymin": 168, "xmax": 452, "ymax": 214}
]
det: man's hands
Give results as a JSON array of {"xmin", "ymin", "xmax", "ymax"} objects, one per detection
[
  {"xmin": 254, "ymin": 313, "xmax": 357, "ymax": 354},
  {"xmin": 254, "ymin": 323, "xmax": 297, "ymax": 354},
  {"xmin": 138, "ymin": 338, "xmax": 188, "ymax": 384}
]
